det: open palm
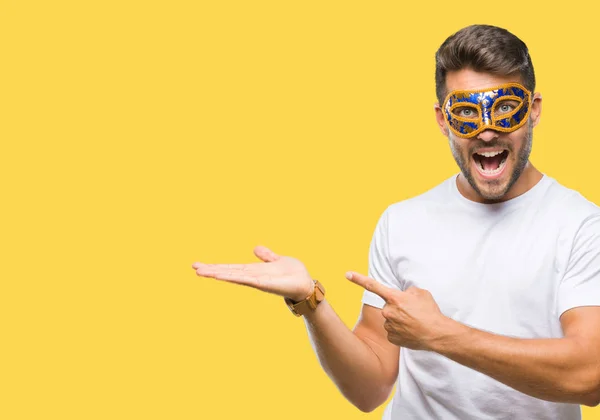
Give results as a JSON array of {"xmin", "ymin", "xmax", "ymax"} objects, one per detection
[{"xmin": 192, "ymin": 245, "xmax": 315, "ymax": 302}]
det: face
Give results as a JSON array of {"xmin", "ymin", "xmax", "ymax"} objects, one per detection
[{"xmin": 435, "ymin": 69, "xmax": 542, "ymax": 202}]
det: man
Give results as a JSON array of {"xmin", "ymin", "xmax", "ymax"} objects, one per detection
[{"xmin": 192, "ymin": 25, "xmax": 600, "ymax": 419}]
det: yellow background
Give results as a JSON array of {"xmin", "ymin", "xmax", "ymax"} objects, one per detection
[{"xmin": 2, "ymin": 1, "xmax": 600, "ymax": 419}]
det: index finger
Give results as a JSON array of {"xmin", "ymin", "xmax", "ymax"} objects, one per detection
[{"xmin": 345, "ymin": 271, "xmax": 395, "ymax": 302}]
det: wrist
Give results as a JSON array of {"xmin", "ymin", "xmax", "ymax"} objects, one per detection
[
  {"xmin": 285, "ymin": 280, "xmax": 325, "ymax": 317},
  {"xmin": 289, "ymin": 281, "xmax": 316, "ymax": 303},
  {"xmin": 428, "ymin": 316, "xmax": 468, "ymax": 353}
]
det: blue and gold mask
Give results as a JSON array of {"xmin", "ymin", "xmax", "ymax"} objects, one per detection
[{"xmin": 442, "ymin": 83, "xmax": 532, "ymax": 138}]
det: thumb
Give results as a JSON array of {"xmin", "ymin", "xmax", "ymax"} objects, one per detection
[{"xmin": 254, "ymin": 245, "xmax": 280, "ymax": 263}]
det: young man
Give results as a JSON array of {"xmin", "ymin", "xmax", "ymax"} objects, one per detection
[{"xmin": 192, "ymin": 25, "xmax": 600, "ymax": 419}]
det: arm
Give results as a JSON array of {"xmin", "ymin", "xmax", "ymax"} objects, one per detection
[
  {"xmin": 302, "ymin": 206, "xmax": 400, "ymax": 411},
  {"xmin": 303, "ymin": 300, "xmax": 399, "ymax": 412},
  {"xmin": 430, "ymin": 306, "xmax": 600, "ymax": 406},
  {"xmin": 428, "ymin": 215, "xmax": 600, "ymax": 406},
  {"xmin": 346, "ymin": 272, "xmax": 600, "ymax": 407},
  {"xmin": 192, "ymin": 245, "xmax": 399, "ymax": 413}
]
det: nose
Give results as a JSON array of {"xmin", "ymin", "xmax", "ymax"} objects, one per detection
[{"xmin": 476, "ymin": 129, "xmax": 500, "ymax": 142}]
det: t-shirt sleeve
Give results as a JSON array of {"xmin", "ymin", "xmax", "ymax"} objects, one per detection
[
  {"xmin": 557, "ymin": 214, "xmax": 600, "ymax": 317},
  {"xmin": 361, "ymin": 207, "xmax": 402, "ymax": 309}
]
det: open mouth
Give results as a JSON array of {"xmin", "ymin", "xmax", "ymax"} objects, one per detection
[{"xmin": 472, "ymin": 150, "xmax": 509, "ymax": 177}]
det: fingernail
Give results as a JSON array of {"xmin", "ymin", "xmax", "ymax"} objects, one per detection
[{"xmin": 345, "ymin": 271, "xmax": 353, "ymax": 280}]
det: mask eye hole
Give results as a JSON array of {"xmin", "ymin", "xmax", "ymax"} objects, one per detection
[
  {"xmin": 451, "ymin": 105, "xmax": 479, "ymax": 120},
  {"xmin": 494, "ymin": 99, "xmax": 521, "ymax": 117}
]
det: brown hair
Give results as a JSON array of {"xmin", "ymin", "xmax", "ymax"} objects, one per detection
[{"xmin": 435, "ymin": 25, "xmax": 535, "ymax": 105}]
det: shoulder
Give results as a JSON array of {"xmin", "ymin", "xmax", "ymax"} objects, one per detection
[
  {"xmin": 541, "ymin": 176, "xmax": 600, "ymax": 223},
  {"xmin": 385, "ymin": 175, "xmax": 456, "ymax": 219},
  {"xmin": 371, "ymin": 175, "xmax": 457, "ymax": 238}
]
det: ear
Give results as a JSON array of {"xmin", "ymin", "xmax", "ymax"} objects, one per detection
[
  {"xmin": 530, "ymin": 92, "xmax": 542, "ymax": 128},
  {"xmin": 434, "ymin": 102, "xmax": 449, "ymax": 136}
]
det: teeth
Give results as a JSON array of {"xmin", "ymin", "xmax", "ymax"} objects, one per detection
[{"xmin": 476, "ymin": 150, "xmax": 504, "ymax": 157}]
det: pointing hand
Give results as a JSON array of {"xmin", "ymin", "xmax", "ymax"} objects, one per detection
[{"xmin": 345, "ymin": 271, "xmax": 451, "ymax": 350}]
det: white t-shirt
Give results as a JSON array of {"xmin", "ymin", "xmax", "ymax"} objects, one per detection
[{"xmin": 362, "ymin": 173, "xmax": 600, "ymax": 420}]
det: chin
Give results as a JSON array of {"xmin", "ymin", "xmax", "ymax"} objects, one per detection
[
  {"xmin": 465, "ymin": 163, "xmax": 515, "ymax": 202},
  {"xmin": 474, "ymin": 183, "xmax": 511, "ymax": 201}
]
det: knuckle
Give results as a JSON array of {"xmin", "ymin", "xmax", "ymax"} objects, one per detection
[
  {"xmin": 381, "ymin": 305, "xmax": 392, "ymax": 318},
  {"xmin": 388, "ymin": 294, "xmax": 401, "ymax": 305}
]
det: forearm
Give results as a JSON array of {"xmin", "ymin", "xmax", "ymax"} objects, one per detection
[
  {"xmin": 432, "ymin": 318, "xmax": 600, "ymax": 406},
  {"xmin": 302, "ymin": 299, "xmax": 393, "ymax": 412}
]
